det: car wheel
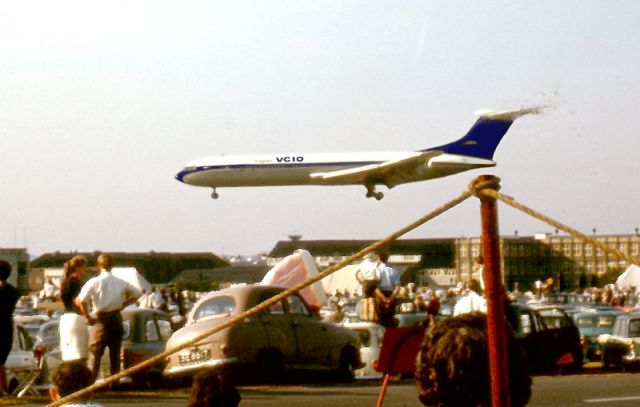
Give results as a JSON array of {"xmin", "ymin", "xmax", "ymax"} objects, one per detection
[
  {"xmin": 256, "ymin": 349, "xmax": 285, "ymax": 384},
  {"xmin": 603, "ymin": 350, "xmax": 622, "ymax": 371},
  {"xmin": 570, "ymin": 349, "xmax": 583, "ymax": 372},
  {"xmin": 337, "ymin": 346, "xmax": 358, "ymax": 382},
  {"xmin": 147, "ymin": 371, "xmax": 164, "ymax": 389}
]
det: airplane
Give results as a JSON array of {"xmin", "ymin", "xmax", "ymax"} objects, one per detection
[{"xmin": 175, "ymin": 107, "xmax": 541, "ymax": 200}]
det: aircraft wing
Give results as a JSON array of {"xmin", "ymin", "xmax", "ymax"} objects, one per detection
[{"xmin": 310, "ymin": 151, "xmax": 442, "ymax": 187}]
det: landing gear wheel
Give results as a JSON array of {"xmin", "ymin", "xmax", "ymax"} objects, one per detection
[
  {"xmin": 211, "ymin": 188, "xmax": 219, "ymax": 199},
  {"xmin": 365, "ymin": 184, "xmax": 384, "ymax": 200}
]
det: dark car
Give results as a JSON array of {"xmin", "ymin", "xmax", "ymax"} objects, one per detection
[
  {"xmin": 119, "ymin": 308, "xmax": 174, "ymax": 386},
  {"xmin": 164, "ymin": 285, "xmax": 361, "ymax": 382},
  {"xmin": 597, "ymin": 314, "xmax": 640, "ymax": 370},
  {"xmin": 510, "ymin": 303, "xmax": 583, "ymax": 373},
  {"xmin": 572, "ymin": 310, "xmax": 621, "ymax": 361},
  {"xmin": 45, "ymin": 308, "xmax": 173, "ymax": 387}
]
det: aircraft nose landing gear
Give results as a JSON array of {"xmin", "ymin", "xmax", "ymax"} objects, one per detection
[
  {"xmin": 211, "ymin": 188, "xmax": 219, "ymax": 199},
  {"xmin": 365, "ymin": 184, "xmax": 384, "ymax": 200}
]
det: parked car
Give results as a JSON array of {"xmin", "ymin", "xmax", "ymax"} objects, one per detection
[
  {"xmin": 6, "ymin": 324, "xmax": 35, "ymax": 393},
  {"xmin": 164, "ymin": 285, "xmax": 362, "ymax": 382},
  {"xmin": 572, "ymin": 310, "xmax": 621, "ymax": 361},
  {"xmin": 343, "ymin": 322, "xmax": 384, "ymax": 378},
  {"xmin": 45, "ymin": 308, "xmax": 173, "ymax": 388},
  {"xmin": 33, "ymin": 320, "xmax": 60, "ymax": 358},
  {"xmin": 14, "ymin": 314, "xmax": 51, "ymax": 343},
  {"xmin": 509, "ymin": 303, "xmax": 583, "ymax": 373},
  {"xmin": 598, "ymin": 314, "xmax": 640, "ymax": 370}
]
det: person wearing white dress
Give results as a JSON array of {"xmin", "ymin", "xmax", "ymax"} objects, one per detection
[{"xmin": 59, "ymin": 256, "xmax": 91, "ymax": 362}]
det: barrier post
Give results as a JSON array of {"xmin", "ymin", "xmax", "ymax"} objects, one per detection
[{"xmin": 476, "ymin": 175, "xmax": 510, "ymax": 407}]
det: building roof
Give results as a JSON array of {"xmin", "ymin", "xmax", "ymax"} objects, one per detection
[
  {"xmin": 30, "ymin": 251, "xmax": 229, "ymax": 284},
  {"xmin": 268, "ymin": 238, "xmax": 456, "ymax": 257},
  {"xmin": 171, "ymin": 265, "xmax": 270, "ymax": 284}
]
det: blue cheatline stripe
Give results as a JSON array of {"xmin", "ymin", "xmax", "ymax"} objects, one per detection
[
  {"xmin": 175, "ymin": 161, "xmax": 382, "ymax": 182},
  {"xmin": 424, "ymin": 118, "xmax": 514, "ymax": 160}
]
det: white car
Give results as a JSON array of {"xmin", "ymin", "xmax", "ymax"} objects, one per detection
[
  {"xmin": 343, "ymin": 321, "xmax": 385, "ymax": 378},
  {"xmin": 6, "ymin": 324, "xmax": 36, "ymax": 394}
]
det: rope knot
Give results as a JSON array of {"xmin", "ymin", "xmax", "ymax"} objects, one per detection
[{"xmin": 469, "ymin": 176, "xmax": 501, "ymax": 196}]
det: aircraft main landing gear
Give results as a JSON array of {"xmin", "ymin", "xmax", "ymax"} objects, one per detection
[
  {"xmin": 211, "ymin": 188, "xmax": 219, "ymax": 199},
  {"xmin": 365, "ymin": 184, "xmax": 384, "ymax": 200}
]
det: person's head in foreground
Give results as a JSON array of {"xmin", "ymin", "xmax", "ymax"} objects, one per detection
[
  {"xmin": 187, "ymin": 369, "xmax": 241, "ymax": 407},
  {"xmin": 50, "ymin": 361, "xmax": 101, "ymax": 406},
  {"xmin": 415, "ymin": 312, "xmax": 531, "ymax": 407}
]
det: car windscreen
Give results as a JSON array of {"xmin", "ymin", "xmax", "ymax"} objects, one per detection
[
  {"xmin": 597, "ymin": 315, "xmax": 617, "ymax": 328},
  {"xmin": 194, "ymin": 296, "xmax": 236, "ymax": 321},
  {"xmin": 538, "ymin": 309, "xmax": 572, "ymax": 329},
  {"xmin": 575, "ymin": 315, "xmax": 598, "ymax": 328},
  {"xmin": 629, "ymin": 319, "xmax": 640, "ymax": 338}
]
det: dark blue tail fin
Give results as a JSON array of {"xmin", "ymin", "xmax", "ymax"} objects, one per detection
[{"xmin": 424, "ymin": 107, "xmax": 542, "ymax": 160}]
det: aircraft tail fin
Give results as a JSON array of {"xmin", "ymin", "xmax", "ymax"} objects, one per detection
[{"xmin": 425, "ymin": 106, "xmax": 543, "ymax": 160}]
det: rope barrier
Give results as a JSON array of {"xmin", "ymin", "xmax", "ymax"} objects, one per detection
[
  {"xmin": 46, "ymin": 188, "xmax": 474, "ymax": 407},
  {"xmin": 473, "ymin": 187, "xmax": 640, "ymax": 267}
]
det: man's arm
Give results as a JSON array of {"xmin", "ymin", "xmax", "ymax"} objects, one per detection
[
  {"xmin": 122, "ymin": 283, "xmax": 142, "ymax": 308},
  {"xmin": 75, "ymin": 280, "xmax": 95, "ymax": 321}
]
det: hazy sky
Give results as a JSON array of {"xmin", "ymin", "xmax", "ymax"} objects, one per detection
[{"xmin": 2, "ymin": 1, "xmax": 639, "ymax": 257}]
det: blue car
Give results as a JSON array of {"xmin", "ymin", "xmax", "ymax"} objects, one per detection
[{"xmin": 572, "ymin": 310, "xmax": 621, "ymax": 361}]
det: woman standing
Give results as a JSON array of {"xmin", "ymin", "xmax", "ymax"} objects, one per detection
[{"xmin": 59, "ymin": 256, "xmax": 90, "ymax": 362}]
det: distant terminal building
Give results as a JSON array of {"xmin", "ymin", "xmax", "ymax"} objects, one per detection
[
  {"xmin": 0, "ymin": 248, "xmax": 30, "ymax": 293},
  {"xmin": 268, "ymin": 238, "xmax": 455, "ymax": 285},
  {"xmin": 269, "ymin": 233, "xmax": 640, "ymax": 291},
  {"xmin": 30, "ymin": 251, "xmax": 228, "ymax": 287},
  {"xmin": 171, "ymin": 263, "xmax": 270, "ymax": 291}
]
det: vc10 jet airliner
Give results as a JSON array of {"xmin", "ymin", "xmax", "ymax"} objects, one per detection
[{"xmin": 176, "ymin": 107, "xmax": 541, "ymax": 200}]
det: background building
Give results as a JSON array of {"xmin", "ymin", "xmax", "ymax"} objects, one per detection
[
  {"xmin": 270, "ymin": 233, "xmax": 640, "ymax": 291},
  {"xmin": 31, "ymin": 251, "xmax": 228, "ymax": 285},
  {"xmin": 0, "ymin": 248, "xmax": 30, "ymax": 293}
]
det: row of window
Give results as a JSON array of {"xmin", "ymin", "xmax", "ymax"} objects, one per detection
[{"xmin": 459, "ymin": 243, "xmax": 639, "ymax": 258}]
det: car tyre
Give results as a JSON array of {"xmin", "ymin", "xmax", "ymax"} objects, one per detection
[
  {"xmin": 256, "ymin": 349, "xmax": 284, "ymax": 384},
  {"xmin": 337, "ymin": 346, "xmax": 358, "ymax": 383},
  {"xmin": 602, "ymin": 349, "xmax": 622, "ymax": 371},
  {"xmin": 147, "ymin": 371, "xmax": 164, "ymax": 389}
]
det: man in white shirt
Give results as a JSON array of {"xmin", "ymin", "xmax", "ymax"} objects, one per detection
[
  {"xmin": 149, "ymin": 287, "xmax": 165, "ymax": 310},
  {"xmin": 355, "ymin": 254, "xmax": 380, "ymax": 298},
  {"xmin": 137, "ymin": 289, "xmax": 149, "ymax": 308},
  {"xmin": 453, "ymin": 279, "xmax": 487, "ymax": 316},
  {"xmin": 78, "ymin": 254, "xmax": 141, "ymax": 382},
  {"xmin": 375, "ymin": 253, "xmax": 401, "ymax": 327},
  {"xmin": 41, "ymin": 278, "xmax": 58, "ymax": 301}
]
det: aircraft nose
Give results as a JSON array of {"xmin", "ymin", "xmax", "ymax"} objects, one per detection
[{"xmin": 176, "ymin": 166, "xmax": 197, "ymax": 183}]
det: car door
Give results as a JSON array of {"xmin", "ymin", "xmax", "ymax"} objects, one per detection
[
  {"xmin": 286, "ymin": 294, "xmax": 333, "ymax": 369},
  {"xmin": 144, "ymin": 315, "xmax": 169, "ymax": 358},
  {"xmin": 514, "ymin": 310, "xmax": 544, "ymax": 369},
  {"xmin": 258, "ymin": 294, "xmax": 299, "ymax": 368},
  {"xmin": 6, "ymin": 325, "xmax": 34, "ymax": 371},
  {"xmin": 533, "ymin": 309, "xmax": 580, "ymax": 370}
]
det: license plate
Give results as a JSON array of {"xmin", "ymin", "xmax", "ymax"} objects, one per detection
[{"xmin": 179, "ymin": 348, "xmax": 211, "ymax": 365}]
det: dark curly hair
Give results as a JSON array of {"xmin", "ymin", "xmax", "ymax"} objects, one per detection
[
  {"xmin": 51, "ymin": 361, "xmax": 93, "ymax": 398},
  {"xmin": 0, "ymin": 259, "xmax": 11, "ymax": 281},
  {"xmin": 415, "ymin": 312, "xmax": 531, "ymax": 407},
  {"xmin": 187, "ymin": 369, "xmax": 240, "ymax": 407}
]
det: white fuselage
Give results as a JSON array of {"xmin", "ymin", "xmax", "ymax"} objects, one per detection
[{"xmin": 176, "ymin": 151, "xmax": 493, "ymax": 188}]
